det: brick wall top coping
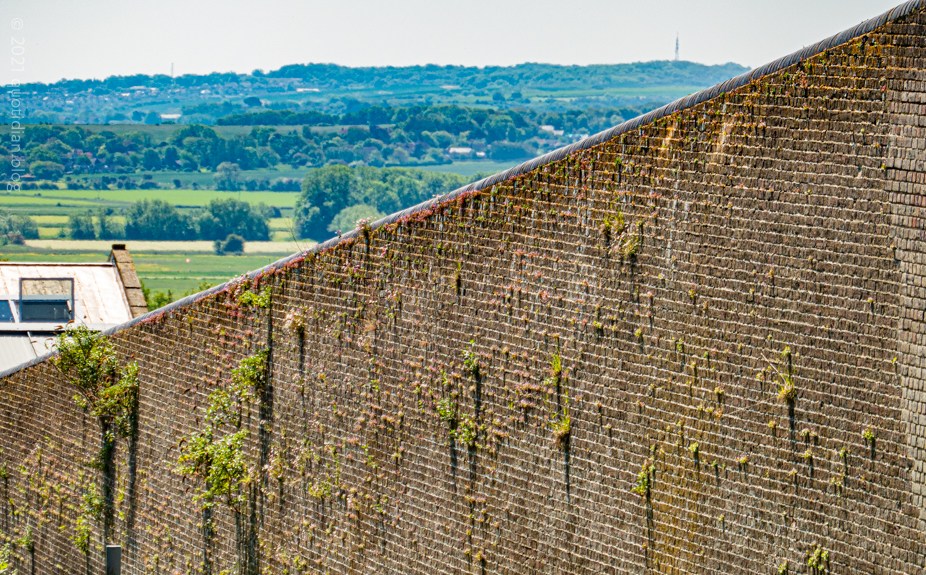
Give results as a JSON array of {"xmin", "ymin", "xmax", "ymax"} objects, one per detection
[{"xmin": 1, "ymin": 0, "xmax": 922, "ymax": 380}]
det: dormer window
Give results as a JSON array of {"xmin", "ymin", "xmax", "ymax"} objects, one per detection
[{"xmin": 18, "ymin": 278, "xmax": 74, "ymax": 323}]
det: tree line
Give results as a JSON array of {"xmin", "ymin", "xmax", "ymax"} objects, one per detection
[
  {"xmin": 4, "ymin": 104, "xmax": 648, "ymax": 182},
  {"xmin": 65, "ymin": 198, "xmax": 273, "ymax": 243}
]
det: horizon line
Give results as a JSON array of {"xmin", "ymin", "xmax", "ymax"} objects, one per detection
[{"xmin": 11, "ymin": 59, "xmax": 750, "ymax": 88}]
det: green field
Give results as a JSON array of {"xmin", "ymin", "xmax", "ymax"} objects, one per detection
[
  {"xmin": 66, "ymin": 161, "xmax": 506, "ymax": 189},
  {"xmin": 1, "ymin": 244, "xmax": 297, "ymax": 296},
  {"xmin": 70, "ymin": 167, "xmax": 313, "ymax": 189},
  {"xmin": 32, "ymin": 215, "xmax": 71, "ymax": 224},
  {"xmin": 0, "ymin": 188, "xmax": 301, "ymax": 245},
  {"xmin": 0, "ymin": 194, "xmax": 103, "ymax": 208},
  {"xmin": 0, "ymin": 161, "xmax": 508, "ymax": 223},
  {"xmin": 0, "ymin": 191, "xmax": 300, "ymax": 257},
  {"xmin": 133, "ymin": 252, "xmax": 294, "ymax": 294},
  {"xmin": 3, "ymin": 188, "xmax": 300, "ymax": 208}
]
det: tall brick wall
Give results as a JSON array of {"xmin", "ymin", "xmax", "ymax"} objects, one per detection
[
  {"xmin": 3, "ymin": 6, "xmax": 926, "ymax": 574},
  {"xmin": 888, "ymin": 15, "xmax": 926, "ymax": 535}
]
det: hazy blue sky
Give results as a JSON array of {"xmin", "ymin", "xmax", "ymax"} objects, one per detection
[{"xmin": 3, "ymin": 0, "xmax": 906, "ymax": 84}]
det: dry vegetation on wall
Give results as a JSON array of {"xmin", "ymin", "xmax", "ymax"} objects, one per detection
[{"xmin": 2, "ymin": 5, "xmax": 926, "ymax": 574}]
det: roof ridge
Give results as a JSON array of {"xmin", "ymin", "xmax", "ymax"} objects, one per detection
[{"xmin": 1, "ymin": 0, "xmax": 923, "ymax": 379}]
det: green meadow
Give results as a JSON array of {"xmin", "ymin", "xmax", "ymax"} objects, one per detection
[
  {"xmin": 3, "ymin": 188, "xmax": 300, "ymax": 208},
  {"xmin": 0, "ymin": 187, "xmax": 301, "ymax": 239},
  {"xmin": 0, "ymin": 243, "xmax": 296, "ymax": 296}
]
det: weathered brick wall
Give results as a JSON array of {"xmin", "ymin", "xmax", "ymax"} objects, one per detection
[
  {"xmin": 889, "ymin": 16, "xmax": 926, "ymax": 534},
  {"xmin": 3, "ymin": 7, "xmax": 926, "ymax": 574}
]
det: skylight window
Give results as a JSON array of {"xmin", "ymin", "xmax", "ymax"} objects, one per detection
[{"xmin": 18, "ymin": 278, "xmax": 75, "ymax": 323}]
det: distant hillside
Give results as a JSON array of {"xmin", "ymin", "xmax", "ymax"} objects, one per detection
[
  {"xmin": 3, "ymin": 61, "xmax": 749, "ymax": 125},
  {"xmin": 17, "ymin": 61, "xmax": 748, "ymax": 93},
  {"xmin": 261, "ymin": 61, "xmax": 749, "ymax": 90}
]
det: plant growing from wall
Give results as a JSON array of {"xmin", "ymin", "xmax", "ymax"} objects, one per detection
[
  {"xmin": 236, "ymin": 286, "xmax": 272, "ymax": 309},
  {"xmin": 619, "ymin": 224, "xmax": 643, "ymax": 260},
  {"xmin": 688, "ymin": 442, "xmax": 699, "ymax": 462},
  {"xmin": 549, "ymin": 401, "xmax": 571, "ymax": 450},
  {"xmin": 175, "ymin": 348, "xmax": 268, "ymax": 570},
  {"xmin": 11, "ymin": 527, "xmax": 32, "ymax": 570},
  {"xmin": 462, "ymin": 340, "xmax": 480, "ymax": 379},
  {"xmin": 631, "ymin": 458, "xmax": 655, "ymax": 499},
  {"xmin": 829, "ymin": 475, "xmax": 844, "ymax": 495},
  {"xmin": 52, "ymin": 325, "xmax": 139, "ymax": 552},
  {"xmin": 176, "ymin": 349, "xmax": 267, "ymax": 507},
  {"xmin": 806, "ymin": 544, "xmax": 829, "ymax": 573},
  {"xmin": 355, "ymin": 217, "xmax": 373, "ymax": 242},
  {"xmin": 541, "ymin": 352, "xmax": 570, "ymax": 449},
  {"xmin": 176, "ymin": 426, "xmax": 251, "ymax": 508},
  {"xmin": 435, "ymin": 397, "xmax": 456, "ymax": 428},
  {"xmin": 454, "ymin": 413, "xmax": 478, "ymax": 447},
  {"xmin": 284, "ymin": 306, "xmax": 308, "ymax": 337},
  {"xmin": 688, "ymin": 359, "xmax": 698, "ymax": 395},
  {"xmin": 862, "ymin": 428, "xmax": 875, "ymax": 456},
  {"xmin": 547, "ymin": 351, "xmax": 563, "ymax": 383},
  {"xmin": 0, "ymin": 543, "xmax": 14, "ymax": 575},
  {"xmin": 73, "ymin": 483, "xmax": 104, "ymax": 554},
  {"xmin": 600, "ymin": 210, "xmax": 626, "ymax": 243},
  {"xmin": 764, "ymin": 347, "xmax": 797, "ymax": 404},
  {"xmin": 307, "ymin": 444, "xmax": 340, "ymax": 501},
  {"xmin": 454, "ymin": 261, "xmax": 463, "ymax": 296}
]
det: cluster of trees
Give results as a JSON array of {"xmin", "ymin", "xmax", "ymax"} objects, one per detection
[
  {"xmin": 66, "ymin": 208, "xmax": 124, "ymax": 240},
  {"xmin": 293, "ymin": 165, "xmax": 476, "ymax": 240},
  {"xmin": 211, "ymin": 162, "xmax": 300, "ymax": 191},
  {"xmin": 5, "ymin": 104, "xmax": 649, "ymax": 182},
  {"xmin": 0, "ymin": 209, "xmax": 39, "ymax": 245},
  {"xmin": 66, "ymin": 198, "xmax": 272, "ymax": 244}
]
